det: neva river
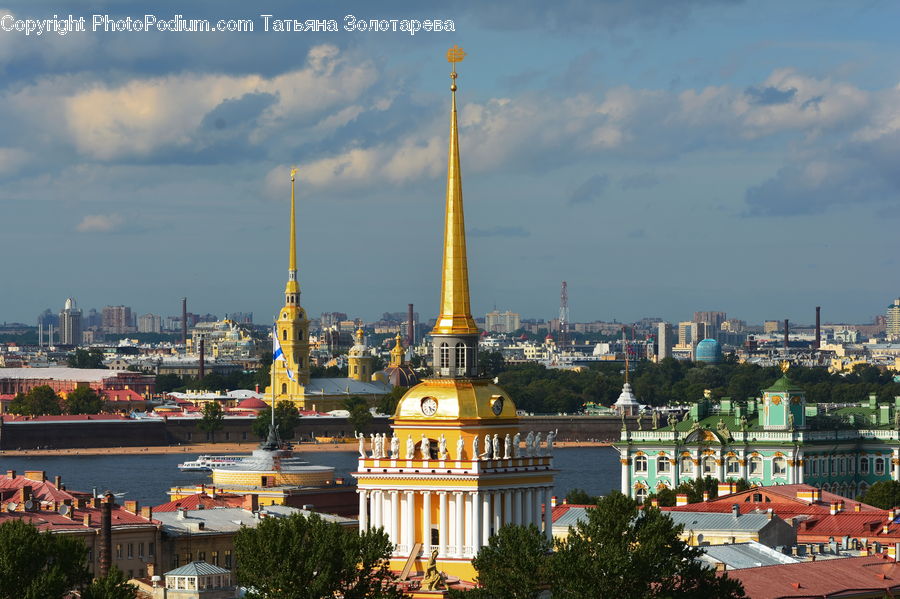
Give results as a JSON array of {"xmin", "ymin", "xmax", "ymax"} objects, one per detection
[{"xmin": 0, "ymin": 446, "xmax": 620, "ymax": 506}]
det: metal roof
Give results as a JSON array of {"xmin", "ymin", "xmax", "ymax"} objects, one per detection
[
  {"xmin": 165, "ymin": 560, "xmax": 231, "ymax": 577},
  {"xmin": 700, "ymin": 542, "xmax": 798, "ymax": 569},
  {"xmin": 155, "ymin": 506, "xmax": 356, "ymax": 536},
  {"xmin": 668, "ymin": 510, "xmax": 778, "ymax": 533},
  {"xmin": 304, "ymin": 377, "xmax": 391, "ymax": 395}
]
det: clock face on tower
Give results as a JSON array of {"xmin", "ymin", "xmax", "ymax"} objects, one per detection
[
  {"xmin": 421, "ymin": 397, "xmax": 438, "ymax": 416},
  {"xmin": 492, "ymin": 396, "xmax": 504, "ymax": 415}
]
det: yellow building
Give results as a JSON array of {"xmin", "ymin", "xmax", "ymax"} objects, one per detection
[
  {"xmin": 352, "ymin": 49, "xmax": 557, "ymax": 590},
  {"xmin": 347, "ymin": 328, "xmax": 374, "ymax": 382},
  {"xmin": 264, "ymin": 171, "xmax": 391, "ymax": 411}
]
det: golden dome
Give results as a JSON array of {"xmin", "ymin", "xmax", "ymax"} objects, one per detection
[{"xmin": 394, "ymin": 378, "xmax": 517, "ymax": 421}]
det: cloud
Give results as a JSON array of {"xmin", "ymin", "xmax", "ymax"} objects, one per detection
[
  {"xmin": 569, "ymin": 174, "xmax": 610, "ymax": 205},
  {"xmin": 620, "ymin": 172, "xmax": 661, "ymax": 190},
  {"xmin": 745, "ymin": 85, "xmax": 797, "ymax": 105},
  {"xmin": 469, "ymin": 226, "xmax": 530, "ymax": 238},
  {"xmin": 76, "ymin": 214, "xmax": 124, "ymax": 233}
]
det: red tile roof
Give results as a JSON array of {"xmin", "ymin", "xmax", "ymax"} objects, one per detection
[
  {"xmin": 726, "ymin": 554, "xmax": 900, "ymax": 598},
  {"xmin": 795, "ymin": 512, "xmax": 900, "ymax": 541},
  {"xmin": 0, "ymin": 413, "xmax": 130, "ymax": 422},
  {"xmin": 153, "ymin": 492, "xmax": 244, "ymax": 512}
]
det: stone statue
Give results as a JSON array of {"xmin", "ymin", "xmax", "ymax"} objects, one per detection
[
  {"xmin": 438, "ymin": 433, "xmax": 448, "ymax": 460},
  {"xmin": 621, "ymin": 411, "xmax": 627, "ymax": 431},
  {"xmin": 513, "ymin": 432, "xmax": 521, "ymax": 458},
  {"xmin": 504, "ymin": 434, "xmax": 513, "ymax": 459},
  {"xmin": 482, "ymin": 434, "xmax": 492, "ymax": 459},
  {"xmin": 667, "ymin": 413, "xmax": 676, "ymax": 428},
  {"xmin": 492, "ymin": 434, "xmax": 501, "ymax": 459},
  {"xmin": 652, "ymin": 410, "xmax": 659, "ymax": 430},
  {"xmin": 895, "ymin": 410, "xmax": 900, "ymax": 431},
  {"xmin": 420, "ymin": 434, "xmax": 430, "ymax": 460},
  {"xmin": 369, "ymin": 433, "xmax": 378, "ymax": 458},
  {"xmin": 688, "ymin": 420, "xmax": 701, "ymax": 434},
  {"xmin": 355, "ymin": 432, "xmax": 366, "ymax": 458},
  {"xmin": 457, "ymin": 435, "xmax": 465, "ymax": 460},
  {"xmin": 525, "ymin": 431, "xmax": 535, "ymax": 457},
  {"xmin": 376, "ymin": 434, "xmax": 385, "ymax": 459},
  {"xmin": 472, "ymin": 435, "xmax": 479, "ymax": 460},
  {"xmin": 406, "ymin": 435, "xmax": 415, "ymax": 459},
  {"xmin": 390, "ymin": 434, "xmax": 399, "ymax": 459},
  {"xmin": 788, "ymin": 413, "xmax": 794, "ymax": 431},
  {"xmin": 740, "ymin": 415, "xmax": 748, "ymax": 431},
  {"xmin": 682, "ymin": 411, "xmax": 691, "ymax": 422},
  {"xmin": 534, "ymin": 432, "xmax": 543, "ymax": 457},
  {"xmin": 546, "ymin": 429, "xmax": 557, "ymax": 455},
  {"xmin": 421, "ymin": 548, "xmax": 445, "ymax": 591},
  {"xmin": 636, "ymin": 412, "xmax": 643, "ymax": 431}
]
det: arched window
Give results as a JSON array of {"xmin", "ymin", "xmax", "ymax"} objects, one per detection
[
  {"xmin": 282, "ymin": 329, "xmax": 287, "ymax": 341},
  {"xmin": 680, "ymin": 456, "xmax": 694, "ymax": 475},
  {"xmin": 772, "ymin": 457, "xmax": 787, "ymax": 477},
  {"xmin": 635, "ymin": 486, "xmax": 648, "ymax": 504},
  {"xmin": 634, "ymin": 455, "xmax": 647, "ymax": 473},
  {"xmin": 657, "ymin": 456, "xmax": 671, "ymax": 474},
  {"xmin": 353, "ymin": 365, "xmax": 358, "ymax": 375},
  {"xmin": 875, "ymin": 458, "xmax": 886, "ymax": 476},
  {"xmin": 861, "ymin": 457, "xmax": 870, "ymax": 474},
  {"xmin": 749, "ymin": 456, "xmax": 763, "ymax": 477},
  {"xmin": 726, "ymin": 456, "xmax": 740, "ymax": 476},
  {"xmin": 702, "ymin": 456, "xmax": 716, "ymax": 476},
  {"xmin": 455, "ymin": 343, "xmax": 467, "ymax": 372},
  {"xmin": 281, "ymin": 383, "xmax": 287, "ymax": 394},
  {"xmin": 440, "ymin": 343, "xmax": 450, "ymax": 369}
]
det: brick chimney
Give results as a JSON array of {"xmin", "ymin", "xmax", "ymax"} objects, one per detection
[
  {"xmin": 5, "ymin": 470, "xmax": 14, "ymax": 479},
  {"xmin": 140, "ymin": 506, "xmax": 153, "ymax": 520},
  {"xmin": 23, "ymin": 470, "xmax": 45, "ymax": 482},
  {"xmin": 83, "ymin": 513, "xmax": 92, "ymax": 527},
  {"xmin": 676, "ymin": 493, "xmax": 688, "ymax": 507},
  {"xmin": 703, "ymin": 491, "xmax": 710, "ymax": 502},
  {"xmin": 242, "ymin": 494, "xmax": 259, "ymax": 512},
  {"xmin": 98, "ymin": 493, "xmax": 114, "ymax": 578},
  {"xmin": 54, "ymin": 475, "xmax": 62, "ymax": 488},
  {"xmin": 732, "ymin": 504, "xmax": 740, "ymax": 519},
  {"xmin": 124, "ymin": 500, "xmax": 139, "ymax": 514}
]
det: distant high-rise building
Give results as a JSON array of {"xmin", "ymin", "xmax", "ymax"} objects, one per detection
[
  {"xmin": 677, "ymin": 321, "xmax": 700, "ymax": 347},
  {"xmin": 58, "ymin": 298, "xmax": 83, "ymax": 345},
  {"xmin": 102, "ymin": 305, "xmax": 133, "ymax": 334},
  {"xmin": 693, "ymin": 311, "xmax": 726, "ymax": 332},
  {"xmin": 887, "ymin": 298, "xmax": 900, "ymax": 339},
  {"xmin": 721, "ymin": 319, "xmax": 746, "ymax": 333},
  {"xmin": 485, "ymin": 310, "xmax": 521, "ymax": 333},
  {"xmin": 36, "ymin": 308, "xmax": 59, "ymax": 328},
  {"xmin": 84, "ymin": 308, "xmax": 101, "ymax": 329},
  {"xmin": 137, "ymin": 313, "xmax": 162, "ymax": 333},
  {"xmin": 657, "ymin": 322, "xmax": 674, "ymax": 360},
  {"xmin": 763, "ymin": 320, "xmax": 780, "ymax": 334}
]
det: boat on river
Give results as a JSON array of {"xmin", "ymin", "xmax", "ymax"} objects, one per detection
[{"xmin": 177, "ymin": 455, "xmax": 245, "ymax": 472}]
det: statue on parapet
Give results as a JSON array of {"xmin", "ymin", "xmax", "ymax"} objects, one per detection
[
  {"xmin": 390, "ymin": 433, "xmax": 400, "ymax": 459},
  {"xmin": 420, "ymin": 434, "xmax": 431, "ymax": 460},
  {"xmin": 355, "ymin": 432, "xmax": 366, "ymax": 458},
  {"xmin": 492, "ymin": 434, "xmax": 501, "ymax": 459},
  {"xmin": 456, "ymin": 435, "xmax": 465, "ymax": 460},
  {"xmin": 546, "ymin": 429, "xmax": 557, "ymax": 455},
  {"xmin": 438, "ymin": 434, "xmax": 448, "ymax": 460},
  {"xmin": 513, "ymin": 432, "xmax": 521, "ymax": 457},
  {"xmin": 525, "ymin": 431, "xmax": 535, "ymax": 457},
  {"xmin": 504, "ymin": 434, "xmax": 513, "ymax": 459},
  {"xmin": 406, "ymin": 435, "xmax": 415, "ymax": 459}
]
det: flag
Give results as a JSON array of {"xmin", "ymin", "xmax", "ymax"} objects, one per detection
[{"xmin": 273, "ymin": 324, "xmax": 296, "ymax": 382}]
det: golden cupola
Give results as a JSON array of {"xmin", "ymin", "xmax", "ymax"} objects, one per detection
[{"xmin": 390, "ymin": 333, "xmax": 405, "ymax": 367}]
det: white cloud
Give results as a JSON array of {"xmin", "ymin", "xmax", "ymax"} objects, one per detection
[{"xmin": 76, "ymin": 214, "xmax": 123, "ymax": 233}]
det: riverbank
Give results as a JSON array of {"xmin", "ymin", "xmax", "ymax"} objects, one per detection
[{"xmin": 0, "ymin": 440, "xmax": 612, "ymax": 457}]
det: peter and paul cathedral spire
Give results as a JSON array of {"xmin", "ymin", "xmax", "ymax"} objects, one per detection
[{"xmin": 431, "ymin": 45, "xmax": 480, "ymax": 379}]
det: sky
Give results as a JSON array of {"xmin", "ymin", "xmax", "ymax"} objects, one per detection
[{"xmin": 1, "ymin": 0, "xmax": 898, "ymax": 327}]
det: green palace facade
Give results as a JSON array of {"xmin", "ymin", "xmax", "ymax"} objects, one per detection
[{"xmin": 616, "ymin": 369, "xmax": 900, "ymax": 502}]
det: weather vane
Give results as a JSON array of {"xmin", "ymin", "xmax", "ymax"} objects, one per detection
[
  {"xmin": 290, "ymin": 167, "xmax": 297, "ymax": 181},
  {"xmin": 446, "ymin": 45, "xmax": 466, "ymax": 91},
  {"xmin": 780, "ymin": 360, "xmax": 790, "ymax": 374}
]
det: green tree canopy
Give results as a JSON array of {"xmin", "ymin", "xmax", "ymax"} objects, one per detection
[
  {"xmin": 8, "ymin": 385, "xmax": 62, "ymax": 416},
  {"xmin": 67, "ymin": 348, "xmax": 105, "ymax": 369},
  {"xmin": 80, "ymin": 566, "xmax": 137, "ymax": 599},
  {"xmin": 253, "ymin": 400, "xmax": 300, "ymax": 440},
  {"xmin": 857, "ymin": 480, "xmax": 900, "ymax": 509},
  {"xmin": 344, "ymin": 396, "xmax": 372, "ymax": 434},
  {"xmin": 0, "ymin": 519, "xmax": 90, "ymax": 599},
  {"xmin": 233, "ymin": 513, "xmax": 405, "ymax": 599},
  {"xmin": 65, "ymin": 386, "xmax": 105, "ymax": 415},
  {"xmin": 378, "ymin": 386, "xmax": 407, "ymax": 416},
  {"xmin": 565, "ymin": 488, "xmax": 599, "ymax": 505},
  {"xmin": 551, "ymin": 491, "xmax": 747, "ymax": 599},
  {"xmin": 197, "ymin": 401, "xmax": 226, "ymax": 441},
  {"xmin": 449, "ymin": 524, "xmax": 552, "ymax": 599}
]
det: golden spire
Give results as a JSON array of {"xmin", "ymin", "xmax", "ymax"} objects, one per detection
[
  {"xmin": 286, "ymin": 168, "xmax": 299, "ymax": 295},
  {"xmin": 433, "ymin": 46, "xmax": 478, "ymax": 336}
]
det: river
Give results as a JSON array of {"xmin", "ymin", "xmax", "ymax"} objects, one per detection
[{"xmin": 0, "ymin": 446, "xmax": 620, "ymax": 506}]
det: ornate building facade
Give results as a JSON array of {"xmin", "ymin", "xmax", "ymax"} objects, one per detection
[{"xmin": 352, "ymin": 49, "xmax": 557, "ymax": 589}]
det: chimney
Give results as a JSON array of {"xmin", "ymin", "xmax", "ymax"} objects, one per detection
[
  {"xmin": 140, "ymin": 506, "xmax": 153, "ymax": 520},
  {"xmin": 181, "ymin": 297, "xmax": 187, "ymax": 346},
  {"xmin": 676, "ymin": 493, "xmax": 688, "ymax": 507},
  {"xmin": 98, "ymin": 493, "xmax": 113, "ymax": 578},
  {"xmin": 855, "ymin": 504, "xmax": 861, "ymax": 512},
  {"xmin": 889, "ymin": 508, "xmax": 896, "ymax": 520},
  {"xmin": 5, "ymin": 470, "xmax": 14, "ymax": 479},
  {"xmin": 732, "ymin": 504, "xmax": 740, "ymax": 519},
  {"xmin": 54, "ymin": 475, "xmax": 61, "ymax": 488},
  {"xmin": 551, "ymin": 496, "xmax": 557, "ymax": 508},
  {"xmin": 830, "ymin": 502, "xmax": 837, "ymax": 516},
  {"xmin": 650, "ymin": 498, "xmax": 659, "ymax": 508},
  {"xmin": 242, "ymin": 494, "xmax": 259, "ymax": 512},
  {"xmin": 815, "ymin": 307, "xmax": 821, "ymax": 350},
  {"xmin": 784, "ymin": 319, "xmax": 789, "ymax": 350},
  {"xmin": 23, "ymin": 470, "xmax": 45, "ymax": 482},
  {"xmin": 83, "ymin": 513, "xmax": 92, "ymax": 527},
  {"xmin": 407, "ymin": 303, "xmax": 415, "ymax": 346},
  {"xmin": 767, "ymin": 508, "xmax": 774, "ymax": 520},
  {"xmin": 199, "ymin": 339, "xmax": 205, "ymax": 379},
  {"xmin": 177, "ymin": 507, "xmax": 188, "ymax": 520},
  {"xmin": 703, "ymin": 491, "xmax": 710, "ymax": 502},
  {"xmin": 124, "ymin": 500, "xmax": 138, "ymax": 514}
]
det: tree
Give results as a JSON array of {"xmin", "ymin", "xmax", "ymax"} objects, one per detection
[
  {"xmin": 154, "ymin": 373, "xmax": 184, "ymax": 394},
  {"xmin": 378, "ymin": 386, "xmax": 407, "ymax": 416},
  {"xmin": 448, "ymin": 524, "xmax": 551, "ymax": 599},
  {"xmin": 233, "ymin": 513, "xmax": 405, "ymax": 599},
  {"xmin": 197, "ymin": 401, "xmax": 225, "ymax": 442},
  {"xmin": 551, "ymin": 491, "xmax": 747, "ymax": 599},
  {"xmin": 81, "ymin": 567, "xmax": 137, "ymax": 599},
  {"xmin": 0, "ymin": 519, "xmax": 90, "ymax": 599},
  {"xmin": 8, "ymin": 385, "xmax": 62, "ymax": 416},
  {"xmin": 67, "ymin": 348, "xmax": 105, "ymax": 369},
  {"xmin": 65, "ymin": 387, "xmax": 105, "ymax": 415},
  {"xmin": 344, "ymin": 396, "xmax": 372, "ymax": 434},
  {"xmin": 253, "ymin": 400, "xmax": 300, "ymax": 440},
  {"xmin": 565, "ymin": 488, "xmax": 599, "ymax": 505},
  {"xmin": 857, "ymin": 480, "xmax": 900, "ymax": 509}
]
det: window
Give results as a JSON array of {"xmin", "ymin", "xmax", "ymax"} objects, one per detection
[
  {"xmin": 634, "ymin": 455, "xmax": 647, "ymax": 473},
  {"xmin": 849, "ymin": 458, "xmax": 855, "ymax": 474},
  {"xmin": 282, "ymin": 329, "xmax": 287, "ymax": 341},
  {"xmin": 138, "ymin": 543, "xmax": 144, "ymax": 559},
  {"xmin": 199, "ymin": 551, "xmax": 206, "ymax": 561},
  {"xmin": 353, "ymin": 365, "xmax": 358, "ymax": 375},
  {"xmin": 680, "ymin": 456, "xmax": 694, "ymax": 475},
  {"xmin": 187, "ymin": 432, "xmax": 192, "ymax": 441},
  {"xmin": 455, "ymin": 343, "xmax": 467, "ymax": 371},
  {"xmin": 635, "ymin": 486, "xmax": 648, "ymax": 504},
  {"xmin": 224, "ymin": 432, "xmax": 230, "ymax": 441},
  {"xmin": 116, "ymin": 544, "xmax": 122, "ymax": 559},
  {"xmin": 211, "ymin": 551, "xmax": 219, "ymax": 566},
  {"xmin": 702, "ymin": 456, "xmax": 717, "ymax": 476},
  {"xmin": 809, "ymin": 458, "xmax": 817, "ymax": 476},
  {"xmin": 149, "ymin": 542, "xmax": 155, "ymax": 557},
  {"xmin": 242, "ymin": 432, "xmax": 248, "ymax": 441},
  {"xmin": 657, "ymin": 457, "xmax": 670, "ymax": 474},
  {"xmin": 861, "ymin": 457, "xmax": 870, "ymax": 474},
  {"xmin": 875, "ymin": 458, "xmax": 885, "ymax": 476},
  {"xmin": 224, "ymin": 550, "xmax": 232, "ymax": 568},
  {"xmin": 127, "ymin": 543, "xmax": 133, "ymax": 559},
  {"xmin": 773, "ymin": 457, "xmax": 787, "ymax": 477},
  {"xmin": 281, "ymin": 383, "xmax": 287, "ymax": 394},
  {"xmin": 440, "ymin": 343, "xmax": 450, "ymax": 369},
  {"xmin": 726, "ymin": 457, "xmax": 740, "ymax": 476}
]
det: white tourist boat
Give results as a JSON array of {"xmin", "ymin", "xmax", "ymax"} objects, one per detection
[{"xmin": 177, "ymin": 455, "xmax": 245, "ymax": 472}]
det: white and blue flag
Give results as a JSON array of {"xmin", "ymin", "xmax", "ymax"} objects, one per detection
[{"xmin": 272, "ymin": 324, "xmax": 296, "ymax": 382}]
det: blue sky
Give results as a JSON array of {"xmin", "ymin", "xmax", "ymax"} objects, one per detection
[{"xmin": 1, "ymin": 0, "xmax": 898, "ymax": 327}]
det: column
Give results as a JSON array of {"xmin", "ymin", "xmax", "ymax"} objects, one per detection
[
  {"xmin": 512, "ymin": 489, "xmax": 522, "ymax": 525},
  {"xmin": 373, "ymin": 490, "xmax": 383, "ymax": 531},
  {"xmin": 620, "ymin": 449, "xmax": 630, "ymax": 495},
  {"xmin": 893, "ymin": 449, "xmax": 900, "ymax": 482},
  {"xmin": 543, "ymin": 487, "xmax": 553, "ymax": 542},
  {"xmin": 492, "ymin": 491, "xmax": 502, "ymax": 533},
  {"xmin": 672, "ymin": 454, "xmax": 679, "ymax": 487},
  {"xmin": 454, "ymin": 492, "xmax": 464, "ymax": 556},
  {"xmin": 741, "ymin": 450, "xmax": 749, "ymax": 482},
  {"xmin": 503, "ymin": 491, "xmax": 513, "ymax": 525},
  {"xmin": 525, "ymin": 488, "xmax": 535, "ymax": 527},
  {"xmin": 797, "ymin": 453, "xmax": 805, "ymax": 484},
  {"xmin": 422, "ymin": 491, "xmax": 432, "ymax": 553},
  {"xmin": 390, "ymin": 490, "xmax": 399, "ymax": 549},
  {"xmin": 358, "ymin": 490, "xmax": 368, "ymax": 531},
  {"xmin": 439, "ymin": 492, "xmax": 448, "ymax": 556},
  {"xmin": 405, "ymin": 491, "xmax": 415, "ymax": 553},
  {"xmin": 471, "ymin": 491, "xmax": 481, "ymax": 551},
  {"xmin": 718, "ymin": 451, "xmax": 725, "ymax": 482},
  {"xmin": 481, "ymin": 492, "xmax": 491, "ymax": 546},
  {"xmin": 465, "ymin": 492, "xmax": 473, "ymax": 555}
]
